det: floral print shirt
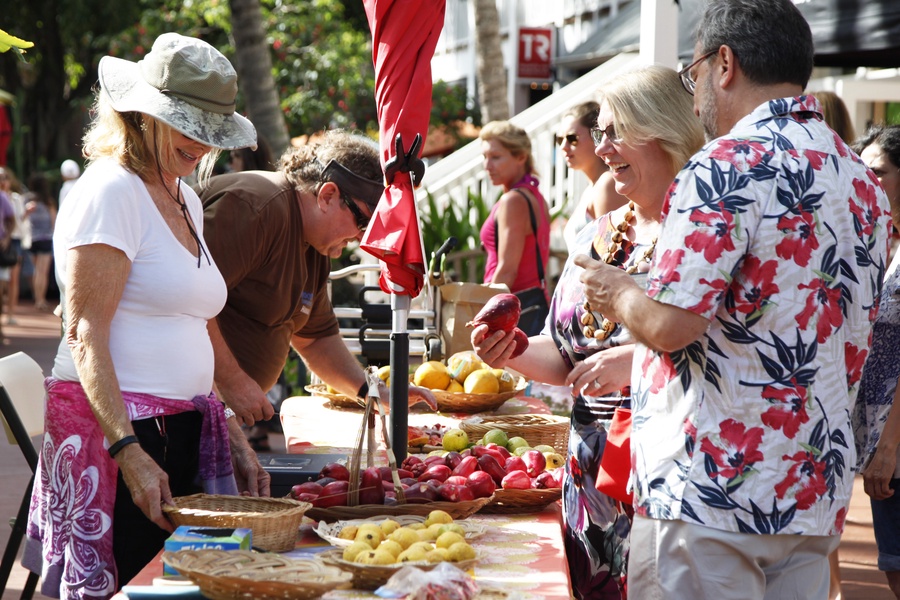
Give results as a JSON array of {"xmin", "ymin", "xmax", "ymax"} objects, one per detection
[{"xmin": 632, "ymin": 96, "xmax": 891, "ymax": 536}]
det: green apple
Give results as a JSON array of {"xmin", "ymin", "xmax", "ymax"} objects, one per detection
[
  {"xmin": 533, "ymin": 444, "xmax": 556, "ymax": 454},
  {"xmin": 513, "ymin": 445, "xmax": 533, "ymax": 456},
  {"xmin": 507, "ymin": 436, "xmax": 530, "ymax": 454},
  {"xmin": 482, "ymin": 428, "xmax": 509, "ymax": 448},
  {"xmin": 442, "ymin": 428, "xmax": 469, "ymax": 452}
]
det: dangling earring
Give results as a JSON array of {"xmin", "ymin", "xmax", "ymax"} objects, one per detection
[{"xmin": 140, "ymin": 117, "xmax": 148, "ymax": 132}]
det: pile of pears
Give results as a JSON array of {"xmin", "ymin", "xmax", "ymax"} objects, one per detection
[{"xmin": 339, "ymin": 510, "xmax": 477, "ymax": 565}]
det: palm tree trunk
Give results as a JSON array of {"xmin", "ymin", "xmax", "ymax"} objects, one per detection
[
  {"xmin": 228, "ymin": 0, "xmax": 291, "ymax": 155},
  {"xmin": 473, "ymin": 0, "xmax": 509, "ymax": 122}
]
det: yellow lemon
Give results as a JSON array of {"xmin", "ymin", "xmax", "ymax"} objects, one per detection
[
  {"xmin": 435, "ymin": 531, "xmax": 465, "ymax": 550},
  {"xmin": 414, "ymin": 361, "xmax": 451, "ymax": 390},
  {"xmin": 424, "ymin": 510, "xmax": 454, "ymax": 527},
  {"xmin": 377, "ymin": 365, "xmax": 391, "ymax": 382},
  {"xmin": 445, "ymin": 380, "xmax": 464, "ymax": 393},
  {"xmin": 379, "ymin": 539, "xmax": 404, "ymax": 558},
  {"xmin": 492, "ymin": 369, "xmax": 517, "ymax": 393},
  {"xmin": 447, "ymin": 541, "xmax": 477, "ymax": 562},
  {"xmin": 447, "ymin": 351, "xmax": 484, "ymax": 384},
  {"xmin": 388, "ymin": 527, "xmax": 421, "ymax": 549},
  {"xmin": 379, "ymin": 519, "xmax": 401, "ymax": 536},
  {"xmin": 342, "ymin": 541, "xmax": 372, "ymax": 562},
  {"xmin": 464, "ymin": 369, "xmax": 500, "ymax": 394}
]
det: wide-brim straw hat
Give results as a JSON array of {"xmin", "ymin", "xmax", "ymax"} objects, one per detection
[{"xmin": 98, "ymin": 32, "xmax": 257, "ymax": 151}]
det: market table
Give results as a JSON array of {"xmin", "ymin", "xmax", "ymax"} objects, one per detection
[{"xmin": 114, "ymin": 503, "xmax": 572, "ymax": 599}]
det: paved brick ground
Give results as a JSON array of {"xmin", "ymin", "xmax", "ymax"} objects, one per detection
[{"xmin": 0, "ymin": 303, "xmax": 892, "ymax": 599}]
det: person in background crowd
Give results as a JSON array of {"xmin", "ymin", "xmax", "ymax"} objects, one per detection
[
  {"xmin": 852, "ymin": 124, "xmax": 900, "ymax": 599},
  {"xmin": 812, "ymin": 90, "xmax": 857, "ymax": 144},
  {"xmin": 22, "ymin": 33, "xmax": 268, "ymax": 599},
  {"xmin": 58, "ymin": 159, "xmax": 81, "ymax": 206},
  {"xmin": 575, "ymin": 0, "xmax": 891, "ymax": 597},
  {"xmin": 0, "ymin": 181, "xmax": 14, "ymax": 343},
  {"xmin": 24, "ymin": 172, "xmax": 56, "ymax": 311},
  {"xmin": 558, "ymin": 101, "xmax": 627, "ymax": 252},
  {"xmin": 479, "ymin": 121, "xmax": 551, "ymax": 335},
  {"xmin": 197, "ymin": 129, "xmax": 436, "ymax": 436},
  {"xmin": 0, "ymin": 166, "xmax": 26, "ymax": 325},
  {"xmin": 472, "ymin": 66, "xmax": 704, "ymax": 599}
]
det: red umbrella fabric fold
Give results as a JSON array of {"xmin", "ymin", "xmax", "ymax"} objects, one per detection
[{"xmin": 360, "ymin": 0, "xmax": 447, "ymax": 297}]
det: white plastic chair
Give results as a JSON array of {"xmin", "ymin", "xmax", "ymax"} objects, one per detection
[{"xmin": 0, "ymin": 352, "xmax": 45, "ymax": 599}]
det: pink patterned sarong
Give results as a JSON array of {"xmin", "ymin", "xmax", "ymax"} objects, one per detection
[{"xmin": 22, "ymin": 378, "xmax": 237, "ymax": 599}]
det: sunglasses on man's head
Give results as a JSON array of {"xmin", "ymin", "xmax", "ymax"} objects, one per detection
[{"xmin": 555, "ymin": 133, "xmax": 579, "ymax": 147}]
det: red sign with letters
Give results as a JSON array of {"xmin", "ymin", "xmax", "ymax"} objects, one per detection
[{"xmin": 518, "ymin": 27, "xmax": 553, "ymax": 80}]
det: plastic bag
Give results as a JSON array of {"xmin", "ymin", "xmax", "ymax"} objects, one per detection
[{"xmin": 374, "ymin": 562, "xmax": 479, "ymax": 600}]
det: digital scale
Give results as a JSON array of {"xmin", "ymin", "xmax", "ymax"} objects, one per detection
[{"xmin": 256, "ymin": 453, "xmax": 349, "ymax": 497}]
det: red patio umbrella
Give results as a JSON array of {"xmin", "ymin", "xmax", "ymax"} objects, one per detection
[{"xmin": 360, "ymin": 0, "xmax": 446, "ymax": 458}]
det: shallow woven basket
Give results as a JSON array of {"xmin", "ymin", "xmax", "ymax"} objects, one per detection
[
  {"xmin": 319, "ymin": 548, "xmax": 479, "ymax": 590},
  {"xmin": 305, "ymin": 495, "xmax": 492, "ymax": 524},
  {"xmin": 314, "ymin": 514, "xmax": 488, "ymax": 547},
  {"xmin": 305, "ymin": 384, "xmax": 364, "ymax": 410},
  {"xmin": 163, "ymin": 495, "xmax": 311, "ymax": 553},
  {"xmin": 162, "ymin": 549, "xmax": 352, "ymax": 600},
  {"xmin": 459, "ymin": 414, "xmax": 570, "ymax": 453},
  {"xmin": 431, "ymin": 377, "xmax": 527, "ymax": 413},
  {"xmin": 478, "ymin": 488, "xmax": 562, "ymax": 514}
]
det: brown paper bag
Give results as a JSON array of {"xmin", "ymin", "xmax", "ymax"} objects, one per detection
[{"xmin": 439, "ymin": 282, "xmax": 509, "ymax": 358}]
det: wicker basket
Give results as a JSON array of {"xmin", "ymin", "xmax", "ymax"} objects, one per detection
[
  {"xmin": 459, "ymin": 414, "xmax": 570, "ymax": 454},
  {"xmin": 314, "ymin": 514, "xmax": 488, "ymax": 547},
  {"xmin": 163, "ymin": 495, "xmax": 311, "ymax": 553},
  {"xmin": 319, "ymin": 548, "xmax": 479, "ymax": 590},
  {"xmin": 162, "ymin": 549, "xmax": 352, "ymax": 600},
  {"xmin": 431, "ymin": 377, "xmax": 527, "ymax": 413},
  {"xmin": 305, "ymin": 384, "xmax": 364, "ymax": 410},
  {"xmin": 305, "ymin": 495, "xmax": 492, "ymax": 524},
  {"xmin": 478, "ymin": 488, "xmax": 562, "ymax": 514}
]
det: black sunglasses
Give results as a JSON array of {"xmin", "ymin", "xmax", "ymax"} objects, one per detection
[
  {"xmin": 555, "ymin": 133, "xmax": 579, "ymax": 147},
  {"xmin": 339, "ymin": 190, "xmax": 372, "ymax": 232},
  {"xmin": 590, "ymin": 124, "xmax": 622, "ymax": 146},
  {"xmin": 678, "ymin": 50, "xmax": 717, "ymax": 96}
]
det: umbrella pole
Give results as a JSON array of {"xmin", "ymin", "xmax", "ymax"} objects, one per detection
[{"xmin": 390, "ymin": 293, "xmax": 410, "ymax": 461}]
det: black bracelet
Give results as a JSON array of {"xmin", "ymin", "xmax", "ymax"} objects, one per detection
[
  {"xmin": 357, "ymin": 381, "xmax": 369, "ymax": 399},
  {"xmin": 108, "ymin": 435, "xmax": 140, "ymax": 459}
]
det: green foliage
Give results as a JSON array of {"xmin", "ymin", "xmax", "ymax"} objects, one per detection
[{"xmin": 420, "ymin": 188, "xmax": 494, "ymax": 281}]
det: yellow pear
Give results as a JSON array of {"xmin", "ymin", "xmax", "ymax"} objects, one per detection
[
  {"xmin": 424, "ymin": 510, "xmax": 454, "ymax": 527},
  {"xmin": 342, "ymin": 541, "xmax": 372, "ymax": 562},
  {"xmin": 369, "ymin": 549, "xmax": 397, "ymax": 565},
  {"xmin": 355, "ymin": 524, "xmax": 385, "ymax": 549},
  {"xmin": 379, "ymin": 539, "xmax": 404, "ymax": 558},
  {"xmin": 337, "ymin": 524, "xmax": 359, "ymax": 540},
  {"xmin": 388, "ymin": 527, "xmax": 420, "ymax": 550},
  {"xmin": 397, "ymin": 546, "xmax": 428, "ymax": 563},
  {"xmin": 447, "ymin": 541, "xmax": 477, "ymax": 562},
  {"xmin": 379, "ymin": 519, "xmax": 401, "ymax": 535},
  {"xmin": 423, "ymin": 549, "xmax": 445, "ymax": 563},
  {"xmin": 435, "ymin": 531, "xmax": 466, "ymax": 550},
  {"xmin": 354, "ymin": 550, "xmax": 377, "ymax": 564}
]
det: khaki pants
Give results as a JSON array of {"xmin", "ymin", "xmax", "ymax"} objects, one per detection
[{"xmin": 629, "ymin": 514, "xmax": 840, "ymax": 600}]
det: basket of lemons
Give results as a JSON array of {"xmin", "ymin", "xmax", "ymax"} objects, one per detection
[{"xmin": 411, "ymin": 352, "xmax": 526, "ymax": 414}]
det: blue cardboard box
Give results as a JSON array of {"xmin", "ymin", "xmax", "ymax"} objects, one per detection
[{"xmin": 163, "ymin": 526, "xmax": 252, "ymax": 575}]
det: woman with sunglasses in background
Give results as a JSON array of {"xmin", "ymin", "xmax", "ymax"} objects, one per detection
[{"xmin": 558, "ymin": 102, "xmax": 627, "ymax": 253}]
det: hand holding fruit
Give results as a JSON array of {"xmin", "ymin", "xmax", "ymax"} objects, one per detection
[{"xmin": 467, "ymin": 294, "xmax": 529, "ymax": 364}]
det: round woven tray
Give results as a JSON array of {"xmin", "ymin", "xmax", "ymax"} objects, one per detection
[
  {"xmin": 431, "ymin": 377, "xmax": 527, "ymax": 413},
  {"xmin": 460, "ymin": 413, "xmax": 570, "ymax": 453},
  {"xmin": 314, "ymin": 514, "xmax": 488, "ymax": 547},
  {"xmin": 305, "ymin": 384, "xmax": 364, "ymax": 410},
  {"xmin": 305, "ymin": 495, "xmax": 493, "ymax": 524},
  {"xmin": 163, "ymin": 494, "xmax": 311, "ymax": 553},
  {"xmin": 319, "ymin": 548, "xmax": 479, "ymax": 590},
  {"xmin": 162, "ymin": 549, "xmax": 352, "ymax": 600},
  {"xmin": 478, "ymin": 488, "xmax": 562, "ymax": 514}
]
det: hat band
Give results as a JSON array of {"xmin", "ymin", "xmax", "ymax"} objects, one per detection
[
  {"xmin": 319, "ymin": 159, "xmax": 384, "ymax": 207},
  {"xmin": 160, "ymin": 88, "xmax": 235, "ymax": 115}
]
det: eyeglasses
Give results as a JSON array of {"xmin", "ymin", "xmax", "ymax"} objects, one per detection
[
  {"xmin": 555, "ymin": 133, "xmax": 579, "ymax": 147},
  {"xmin": 678, "ymin": 50, "xmax": 717, "ymax": 96},
  {"xmin": 340, "ymin": 190, "xmax": 372, "ymax": 232},
  {"xmin": 590, "ymin": 124, "xmax": 622, "ymax": 146}
]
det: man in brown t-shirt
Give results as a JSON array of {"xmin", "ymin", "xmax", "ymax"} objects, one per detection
[{"xmin": 200, "ymin": 131, "xmax": 435, "ymax": 431}]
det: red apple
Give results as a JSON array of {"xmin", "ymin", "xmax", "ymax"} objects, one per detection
[
  {"xmin": 501, "ymin": 470, "xmax": 532, "ymax": 490},
  {"xmin": 465, "ymin": 470, "xmax": 497, "ymax": 498},
  {"xmin": 477, "ymin": 454, "xmax": 507, "ymax": 485},
  {"xmin": 451, "ymin": 456, "xmax": 479, "ymax": 478},
  {"xmin": 424, "ymin": 455, "xmax": 446, "ymax": 467},
  {"xmin": 318, "ymin": 462, "xmax": 351, "ymax": 482},
  {"xmin": 313, "ymin": 480, "xmax": 349, "ymax": 507},
  {"xmin": 403, "ymin": 482, "xmax": 441, "ymax": 503},
  {"xmin": 534, "ymin": 471, "xmax": 558, "ymax": 489},
  {"xmin": 291, "ymin": 481, "xmax": 323, "ymax": 498},
  {"xmin": 418, "ymin": 464, "xmax": 452, "ymax": 483},
  {"xmin": 521, "ymin": 450, "xmax": 547, "ymax": 478},
  {"xmin": 315, "ymin": 477, "xmax": 336, "ymax": 487},
  {"xmin": 445, "ymin": 475, "xmax": 469, "ymax": 486},
  {"xmin": 486, "ymin": 443, "xmax": 511, "ymax": 460},
  {"xmin": 444, "ymin": 451, "xmax": 463, "ymax": 469},
  {"xmin": 294, "ymin": 492, "xmax": 319, "ymax": 503},
  {"xmin": 438, "ymin": 483, "xmax": 475, "ymax": 502},
  {"xmin": 505, "ymin": 456, "xmax": 527, "ymax": 473}
]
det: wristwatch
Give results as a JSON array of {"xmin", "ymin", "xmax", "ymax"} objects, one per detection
[{"xmin": 224, "ymin": 407, "xmax": 236, "ymax": 420}]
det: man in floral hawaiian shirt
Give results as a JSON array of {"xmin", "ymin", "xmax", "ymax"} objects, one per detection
[{"xmin": 574, "ymin": 0, "xmax": 892, "ymax": 597}]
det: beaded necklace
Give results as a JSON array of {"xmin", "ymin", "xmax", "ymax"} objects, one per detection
[{"xmin": 580, "ymin": 201, "xmax": 657, "ymax": 341}]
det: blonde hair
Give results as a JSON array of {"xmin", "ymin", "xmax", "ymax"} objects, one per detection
[
  {"xmin": 479, "ymin": 120, "xmax": 537, "ymax": 176},
  {"xmin": 82, "ymin": 91, "xmax": 220, "ymax": 185},
  {"xmin": 811, "ymin": 91, "xmax": 856, "ymax": 144},
  {"xmin": 597, "ymin": 65, "xmax": 704, "ymax": 175}
]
